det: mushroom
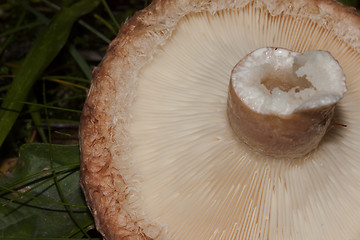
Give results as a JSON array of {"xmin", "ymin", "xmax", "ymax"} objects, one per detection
[{"xmin": 80, "ymin": 0, "xmax": 360, "ymax": 239}]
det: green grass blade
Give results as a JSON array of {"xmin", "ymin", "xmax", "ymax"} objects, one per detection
[
  {"xmin": 0, "ymin": 164, "xmax": 80, "ymax": 195},
  {"xmin": 78, "ymin": 20, "xmax": 112, "ymax": 44},
  {"xmin": 0, "ymin": 20, "xmax": 43, "ymax": 39},
  {"xmin": 1, "ymin": 177, "xmax": 87, "ymax": 209},
  {"xmin": 43, "ymin": 0, "xmax": 112, "ymax": 43},
  {"xmin": 68, "ymin": 44, "xmax": 92, "ymax": 80},
  {"xmin": 42, "ymin": 75, "xmax": 90, "ymax": 83},
  {"xmin": 0, "ymin": 11, "xmax": 30, "ymax": 55},
  {"xmin": 28, "ymin": 96, "xmax": 48, "ymax": 143},
  {"xmin": 101, "ymin": 0, "xmax": 120, "ymax": 30},
  {"xmin": 41, "ymin": 80, "xmax": 90, "ymax": 238},
  {"xmin": 14, "ymin": 0, "xmax": 49, "ymax": 24},
  {"xmin": 94, "ymin": 13, "xmax": 117, "ymax": 35},
  {"xmin": 46, "ymin": 78, "xmax": 88, "ymax": 90},
  {"xmin": 0, "ymin": 0, "xmax": 101, "ymax": 146},
  {"xmin": 0, "ymin": 98, "xmax": 83, "ymax": 114},
  {"xmin": 41, "ymin": 0, "xmax": 61, "ymax": 10},
  {"xmin": 79, "ymin": 20, "xmax": 111, "ymax": 44}
]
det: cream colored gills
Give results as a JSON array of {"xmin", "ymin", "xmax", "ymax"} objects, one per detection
[{"xmin": 130, "ymin": 5, "xmax": 360, "ymax": 240}]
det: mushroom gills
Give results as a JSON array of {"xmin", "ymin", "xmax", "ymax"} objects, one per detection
[
  {"xmin": 228, "ymin": 47, "xmax": 346, "ymax": 158},
  {"xmin": 127, "ymin": 6, "xmax": 360, "ymax": 240}
]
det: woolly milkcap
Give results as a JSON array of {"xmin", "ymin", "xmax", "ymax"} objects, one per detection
[{"xmin": 80, "ymin": 0, "xmax": 360, "ymax": 239}]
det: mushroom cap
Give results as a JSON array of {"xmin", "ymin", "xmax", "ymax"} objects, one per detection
[{"xmin": 80, "ymin": 0, "xmax": 360, "ymax": 239}]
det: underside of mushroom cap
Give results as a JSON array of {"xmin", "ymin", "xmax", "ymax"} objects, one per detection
[{"xmin": 80, "ymin": 0, "xmax": 360, "ymax": 239}]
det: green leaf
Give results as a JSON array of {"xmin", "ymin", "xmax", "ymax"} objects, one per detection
[
  {"xmin": 0, "ymin": 143, "xmax": 93, "ymax": 238},
  {"xmin": 0, "ymin": 0, "xmax": 101, "ymax": 146}
]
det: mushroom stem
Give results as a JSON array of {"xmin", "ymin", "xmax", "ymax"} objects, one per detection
[{"xmin": 227, "ymin": 48, "xmax": 347, "ymax": 158}]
